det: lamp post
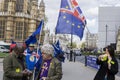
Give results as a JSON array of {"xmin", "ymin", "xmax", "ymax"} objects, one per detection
[
  {"xmin": 69, "ymin": 34, "xmax": 73, "ymax": 61},
  {"xmin": 69, "ymin": 21, "xmax": 74, "ymax": 61},
  {"xmin": 105, "ymin": 25, "xmax": 108, "ymax": 46},
  {"xmin": 87, "ymin": 32, "xmax": 88, "ymax": 49}
]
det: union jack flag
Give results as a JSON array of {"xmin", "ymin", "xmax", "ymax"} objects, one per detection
[{"xmin": 56, "ymin": 0, "xmax": 87, "ymax": 39}]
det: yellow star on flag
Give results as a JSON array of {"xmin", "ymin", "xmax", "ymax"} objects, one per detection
[
  {"xmin": 66, "ymin": 6, "xmax": 69, "ymax": 9},
  {"xmin": 78, "ymin": 25, "xmax": 81, "ymax": 28},
  {"xmin": 63, "ymin": 16, "xmax": 66, "ymax": 19},
  {"xmin": 72, "ymin": 23, "xmax": 75, "ymax": 26},
  {"xmin": 66, "ymin": 20, "xmax": 69, "ymax": 23}
]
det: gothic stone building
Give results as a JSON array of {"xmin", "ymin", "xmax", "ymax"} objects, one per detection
[{"xmin": 0, "ymin": 0, "xmax": 45, "ymax": 43}]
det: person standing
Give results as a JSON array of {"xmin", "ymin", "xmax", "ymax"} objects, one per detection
[
  {"xmin": 24, "ymin": 43, "xmax": 40, "ymax": 80},
  {"xmin": 94, "ymin": 45, "xmax": 118, "ymax": 80},
  {"xmin": 24, "ymin": 43, "xmax": 37, "ymax": 71},
  {"xmin": 3, "ymin": 45, "xmax": 32, "ymax": 80},
  {"xmin": 35, "ymin": 43, "xmax": 63, "ymax": 80}
]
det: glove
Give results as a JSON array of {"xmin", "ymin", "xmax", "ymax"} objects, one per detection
[
  {"xmin": 22, "ymin": 69, "xmax": 28, "ymax": 76},
  {"xmin": 26, "ymin": 69, "xmax": 33, "ymax": 76}
]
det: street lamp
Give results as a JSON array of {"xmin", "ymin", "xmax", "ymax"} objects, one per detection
[
  {"xmin": 105, "ymin": 24, "xmax": 108, "ymax": 46},
  {"xmin": 69, "ymin": 34, "xmax": 73, "ymax": 61}
]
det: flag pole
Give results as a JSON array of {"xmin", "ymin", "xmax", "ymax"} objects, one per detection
[
  {"xmin": 37, "ymin": 19, "xmax": 44, "ymax": 54},
  {"xmin": 69, "ymin": 22, "xmax": 73, "ymax": 61},
  {"xmin": 69, "ymin": 32, "xmax": 73, "ymax": 61},
  {"xmin": 32, "ymin": 19, "xmax": 44, "ymax": 80}
]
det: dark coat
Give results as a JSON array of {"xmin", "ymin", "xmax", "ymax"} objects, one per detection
[
  {"xmin": 3, "ymin": 52, "xmax": 27, "ymax": 80},
  {"xmin": 94, "ymin": 57, "xmax": 118, "ymax": 80}
]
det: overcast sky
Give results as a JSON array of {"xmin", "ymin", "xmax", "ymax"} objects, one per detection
[{"xmin": 38, "ymin": 0, "xmax": 120, "ymax": 42}]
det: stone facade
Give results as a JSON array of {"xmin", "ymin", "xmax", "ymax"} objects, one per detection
[
  {"xmin": 85, "ymin": 32, "xmax": 98, "ymax": 49},
  {"xmin": 116, "ymin": 28, "xmax": 120, "ymax": 52},
  {"xmin": 0, "ymin": 0, "xmax": 45, "ymax": 43}
]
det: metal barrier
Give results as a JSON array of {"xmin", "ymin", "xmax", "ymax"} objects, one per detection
[{"xmin": 85, "ymin": 55, "xmax": 99, "ymax": 69}]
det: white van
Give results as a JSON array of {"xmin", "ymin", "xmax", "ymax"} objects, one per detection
[
  {"xmin": 0, "ymin": 41, "xmax": 10, "ymax": 49},
  {"xmin": 0, "ymin": 46, "xmax": 9, "ymax": 53}
]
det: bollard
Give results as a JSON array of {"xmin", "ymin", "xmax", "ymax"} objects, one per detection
[
  {"xmin": 85, "ymin": 55, "xmax": 87, "ymax": 66},
  {"xmin": 73, "ymin": 53, "xmax": 76, "ymax": 62},
  {"xmin": 69, "ymin": 50, "xmax": 73, "ymax": 61}
]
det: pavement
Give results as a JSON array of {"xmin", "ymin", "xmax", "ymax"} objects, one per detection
[
  {"xmin": 0, "ymin": 58, "xmax": 3, "ymax": 63},
  {"xmin": 62, "ymin": 59, "xmax": 120, "ymax": 80},
  {"xmin": 62, "ymin": 60, "xmax": 96, "ymax": 80},
  {"xmin": 0, "ymin": 58, "xmax": 120, "ymax": 80}
]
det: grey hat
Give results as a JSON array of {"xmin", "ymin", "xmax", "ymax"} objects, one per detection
[{"xmin": 41, "ymin": 43, "xmax": 54, "ymax": 56}]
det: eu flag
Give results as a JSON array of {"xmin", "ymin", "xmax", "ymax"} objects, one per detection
[
  {"xmin": 32, "ymin": 20, "xmax": 44, "ymax": 36},
  {"xmin": 55, "ymin": 0, "xmax": 87, "ymax": 39},
  {"xmin": 55, "ymin": 40, "xmax": 60, "ymax": 48},
  {"xmin": 52, "ymin": 40, "xmax": 65, "ymax": 62},
  {"xmin": 25, "ymin": 20, "xmax": 44, "ymax": 46}
]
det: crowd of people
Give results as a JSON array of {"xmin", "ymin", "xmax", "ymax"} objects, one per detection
[
  {"xmin": 3, "ymin": 43, "xmax": 63, "ymax": 80},
  {"xmin": 2, "ymin": 41, "xmax": 119, "ymax": 80}
]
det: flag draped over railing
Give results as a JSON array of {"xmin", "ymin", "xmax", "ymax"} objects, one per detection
[
  {"xmin": 25, "ymin": 20, "xmax": 44, "ymax": 46},
  {"xmin": 55, "ymin": 0, "xmax": 87, "ymax": 39}
]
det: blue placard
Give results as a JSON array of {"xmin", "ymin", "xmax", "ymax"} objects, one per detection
[{"xmin": 86, "ymin": 56, "xmax": 99, "ymax": 69}]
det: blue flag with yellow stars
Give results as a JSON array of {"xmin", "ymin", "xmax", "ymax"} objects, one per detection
[
  {"xmin": 55, "ymin": 0, "xmax": 87, "ymax": 39},
  {"xmin": 52, "ymin": 40, "xmax": 65, "ymax": 62},
  {"xmin": 25, "ymin": 20, "xmax": 44, "ymax": 46}
]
